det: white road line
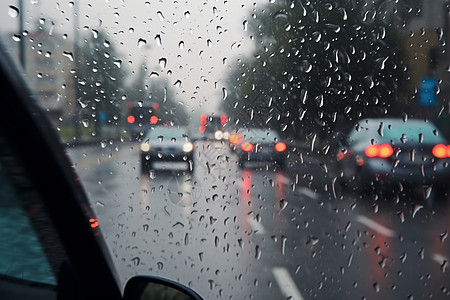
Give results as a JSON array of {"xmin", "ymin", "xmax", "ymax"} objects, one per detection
[
  {"xmin": 297, "ymin": 187, "xmax": 319, "ymax": 199},
  {"xmin": 355, "ymin": 215, "xmax": 396, "ymax": 238},
  {"xmin": 272, "ymin": 267, "xmax": 304, "ymax": 300},
  {"xmin": 248, "ymin": 216, "xmax": 266, "ymax": 234},
  {"xmin": 278, "ymin": 174, "xmax": 292, "ymax": 185},
  {"xmin": 431, "ymin": 253, "xmax": 448, "ymax": 265}
]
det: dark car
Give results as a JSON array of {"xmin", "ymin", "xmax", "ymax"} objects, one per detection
[
  {"xmin": 140, "ymin": 126, "xmax": 194, "ymax": 172},
  {"xmin": 336, "ymin": 118, "xmax": 450, "ymax": 196},
  {"xmin": 229, "ymin": 128, "xmax": 287, "ymax": 167}
]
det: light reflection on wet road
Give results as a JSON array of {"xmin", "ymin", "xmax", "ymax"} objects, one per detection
[{"xmin": 67, "ymin": 140, "xmax": 450, "ymax": 299}]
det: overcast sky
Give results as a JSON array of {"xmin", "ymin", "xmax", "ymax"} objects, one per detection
[{"xmin": 1, "ymin": 0, "xmax": 259, "ymax": 114}]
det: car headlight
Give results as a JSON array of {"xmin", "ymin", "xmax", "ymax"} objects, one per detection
[
  {"xmin": 140, "ymin": 143, "xmax": 151, "ymax": 152},
  {"xmin": 214, "ymin": 130, "xmax": 224, "ymax": 140},
  {"xmin": 183, "ymin": 142, "xmax": 194, "ymax": 153}
]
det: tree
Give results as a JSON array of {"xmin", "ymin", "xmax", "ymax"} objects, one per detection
[
  {"xmin": 76, "ymin": 30, "xmax": 126, "ymax": 136},
  {"xmin": 222, "ymin": 0, "xmax": 407, "ymax": 139}
]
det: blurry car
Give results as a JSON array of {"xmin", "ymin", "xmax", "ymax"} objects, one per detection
[
  {"xmin": 229, "ymin": 128, "xmax": 287, "ymax": 167},
  {"xmin": 336, "ymin": 118, "xmax": 450, "ymax": 196},
  {"xmin": 140, "ymin": 126, "xmax": 194, "ymax": 172}
]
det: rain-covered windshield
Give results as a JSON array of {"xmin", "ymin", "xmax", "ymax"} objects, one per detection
[{"xmin": 1, "ymin": 1, "xmax": 450, "ymax": 299}]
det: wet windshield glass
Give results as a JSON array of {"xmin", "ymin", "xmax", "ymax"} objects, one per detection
[{"xmin": 1, "ymin": 0, "xmax": 450, "ymax": 299}]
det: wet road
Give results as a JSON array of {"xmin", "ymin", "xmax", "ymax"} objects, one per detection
[{"xmin": 67, "ymin": 140, "xmax": 450, "ymax": 299}]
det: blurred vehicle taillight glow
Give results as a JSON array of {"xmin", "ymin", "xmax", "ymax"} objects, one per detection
[
  {"xmin": 241, "ymin": 142, "xmax": 254, "ymax": 152},
  {"xmin": 127, "ymin": 115, "xmax": 135, "ymax": 124},
  {"xmin": 275, "ymin": 142, "xmax": 287, "ymax": 152},
  {"xmin": 432, "ymin": 144, "xmax": 450, "ymax": 158},
  {"xmin": 230, "ymin": 134, "xmax": 243, "ymax": 145},
  {"xmin": 364, "ymin": 144, "xmax": 394, "ymax": 158}
]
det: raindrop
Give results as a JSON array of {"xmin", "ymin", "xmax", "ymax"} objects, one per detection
[
  {"xmin": 155, "ymin": 34, "xmax": 162, "ymax": 46},
  {"xmin": 184, "ymin": 11, "xmax": 190, "ymax": 19},
  {"xmin": 62, "ymin": 51, "xmax": 74, "ymax": 61},
  {"xmin": 77, "ymin": 98, "xmax": 89, "ymax": 108},
  {"xmin": 243, "ymin": 20, "xmax": 248, "ymax": 31},
  {"xmin": 100, "ymin": 140, "xmax": 107, "ymax": 148},
  {"xmin": 103, "ymin": 40, "xmax": 110, "ymax": 48},
  {"xmin": 178, "ymin": 41, "xmax": 185, "ymax": 50},
  {"xmin": 207, "ymin": 39, "xmax": 212, "ymax": 48},
  {"xmin": 281, "ymin": 236, "xmax": 287, "ymax": 255},
  {"xmin": 377, "ymin": 122, "xmax": 384, "ymax": 137},
  {"xmin": 402, "ymin": 113, "xmax": 408, "ymax": 122},
  {"xmin": 412, "ymin": 204, "xmax": 423, "ymax": 218},
  {"xmin": 440, "ymin": 231, "xmax": 448, "ymax": 242},
  {"xmin": 82, "ymin": 119, "xmax": 90, "ymax": 128},
  {"xmin": 8, "ymin": 6, "xmax": 19, "ymax": 18},
  {"xmin": 137, "ymin": 38, "xmax": 147, "ymax": 48},
  {"xmin": 131, "ymin": 257, "xmax": 140, "ymax": 266},
  {"xmin": 113, "ymin": 60, "xmax": 122, "ymax": 68},
  {"xmin": 157, "ymin": 11, "xmax": 165, "ymax": 21},
  {"xmin": 397, "ymin": 211, "xmax": 405, "ymax": 223},
  {"xmin": 221, "ymin": 88, "xmax": 228, "ymax": 101},
  {"xmin": 157, "ymin": 262, "xmax": 164, "ymax": 270},
  {"xmin": 255, "ymin": 245, "xmax": 261, "ymax": 260},
  {"xmin": 12, "ymin": 34, "xmax": 21, "ymax": 42},
  {"xmin": 400, "ymin": 252, "xmax": 407, "ymax": 263},
  {"xmin": 143, "ymin": 224, "xmax": 149, "ymax": 231},
  {"xmin": 423, "ymin": 186, "xmax": 432, "ymax": 199},
  {"xmin": 373, "ymin": 282, "xmax": 380, "ymax": 293},
  {"xmin": 92, "ymin": 29, "xmax": 99, "ymax": 38},
  {"xmin": 159, "ymin": 57, "xmax": 167, "ymax": 69},
  {"xmin": 339, "ymin": 8, "xmax": 348, "ymax": 20},
  {"xmin": 418, "ymin": 248, "xmax": 425, "ymax": 260}
]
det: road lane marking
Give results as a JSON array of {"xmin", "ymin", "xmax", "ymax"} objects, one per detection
[
  {"xmin": 431, "ymin": 253, "xmax": 448, "ymax": 265},
  {"xmin": 355, "ymin": 215, "xmax": 396, "ymax": 237},
  {"xmin": 247, "ymin": 216, "xmax": 266, "ymax": 235},
  {"xmin": 272, "ymin": 267, "xmax": 304, "ymax": 300},
  {"xmin": 278, "ymin": 174, "xmax": 291, "ymax": 185},
  {"xmin": 297, "ymin": 187, "xmax": 319, "ymax": 199}
]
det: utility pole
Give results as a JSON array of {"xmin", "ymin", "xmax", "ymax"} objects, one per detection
[{"xmin": 19, "ymin": 0, "xmax": 25, "ymax": 70}]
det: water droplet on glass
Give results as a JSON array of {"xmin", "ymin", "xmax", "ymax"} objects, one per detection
[
  {"xmin": 159, "ymin": 57, "xmax": 167, "ymax": 69},
  {"xmin": 62, "ymin": 51, "xmax": 74, "ymax": 61},
  {"xmin": 113, "ymin": 60, "xmax": 122, "ymax": 68},
  {"xmin": 100, "ymin": 140, "xmax": 107, "ymax": 148},
  {"xmin": 82, "ymin": 119, "xmax": 90, "ymax": 128},
  {"xmin": 137, "ymin": 38, "xmax": 147, "ymax": 48},
  {"xmin": 243, "ymin": 20, "xmax": 248, "ymax": 31},
  {"xmin": 157, "ymin": 262, "xmax": 164, "ymax": 270},
  {"xmin": 255, "ymin": 245, "xmax": 261, "ymax": 260},
  {"xmin": 412, "ymin": 204, "xmax": 423, "ymax": 218},
  {"xmin": 373, "ymin": 282, "xmax": 380, "ymax": 293},
  {"xmin": 8, "ymin": 6, "xmax": 19, "ymax": 18},
  {"xmin": 131, "ymin": 257, "xmax": 140, "ymax": 266},
  {"xmin": 157, "ymin": 11, "xmax": 165, "ymax": 21},
  {"xmin": 155, "ymin": 34, "xmax": 162, "ymax": 46},
  {"xmin": 184, "ymin": 11, "xmax": 190, "ymax": 19}
]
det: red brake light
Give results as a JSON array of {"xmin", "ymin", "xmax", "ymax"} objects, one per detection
[
  {"xmin": 241, "ymin": 142, "xmax": 254, "ymax": 152},
  {"xmin": 378, "ymin": 144, "xmax": 394, "ymax": 158},
  {"xmin": 127, "ymin": 115, "xmax": 135, "ymax": 124},
  {"xmin": 432, "ymin": 144, "xmax": 449, "ymax": 158},
  {"xmin": 150, "ymin": 116, "xmax": 158, "ymax": 124},
  {"xmin": 275, "ymin": 142, "xmax": 287, "ymax": 152},
  {"xmin": 364, "ymin": 144, "xmax": 393, "ymax": 158}
]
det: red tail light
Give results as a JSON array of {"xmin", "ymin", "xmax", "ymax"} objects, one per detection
[
  {"xmin": 150, "ymin": 116, "xmax": 158, "ymax": 124},
  {"xmin": 432, "ymin": 144, "xmax": 450, "ymax": 158},
  {"xmin": 364, "ymin": 144, "xmax": 393, "ymax": 158},
  {"xmin": 241, "ymin": 142, "xmax": 254, "ymax": 152},
  {"xmin": 127, "ymin": 115, "xmax": 135, "ymax": 124},
  {"xmin": 275, "ymin": 142, "xmax": 287, "ymax": 152}
]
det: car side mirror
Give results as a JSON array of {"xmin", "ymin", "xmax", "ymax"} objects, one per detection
[{"xmin": 123, "ymin": 276, "xmax": 203, "ymax": 300}]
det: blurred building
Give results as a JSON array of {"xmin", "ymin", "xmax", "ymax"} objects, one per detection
[{"xmin": 2, "ymin": 23, "xmax": 77, "ymax": 126}]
